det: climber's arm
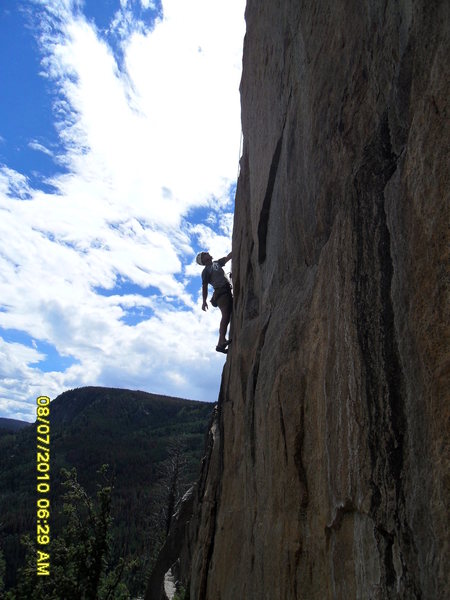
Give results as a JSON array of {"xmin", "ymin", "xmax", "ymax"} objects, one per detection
[
  {"xmin": 219, "ymin": 252, "xmax": 232, "ymax": 266},
  {"xmin": 202, "ymin": 282, "xmax": 209, "ymax": 311}
]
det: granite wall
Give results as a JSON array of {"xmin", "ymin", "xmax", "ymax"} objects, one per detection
[{"xmin": 146, "ymin": 1, "xmax": 449, "ymax": 598}]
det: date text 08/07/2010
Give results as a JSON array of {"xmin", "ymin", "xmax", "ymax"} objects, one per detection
[{"xmin": 36, "ymin": 395, "xmax": 50, "ymax": 577}]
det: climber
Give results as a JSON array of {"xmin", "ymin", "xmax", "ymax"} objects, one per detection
[{"xmin": 196, "ymin": 250, "xmax": 233, "ymax": 354}]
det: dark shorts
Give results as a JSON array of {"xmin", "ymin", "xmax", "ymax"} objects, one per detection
[
  {"xmin": 216, "ymin": 289, "xmax": 233, "ymax": 313},
  {"xmin": 211, "ymin": 285, "xmax": 233, "ymax": 312}
]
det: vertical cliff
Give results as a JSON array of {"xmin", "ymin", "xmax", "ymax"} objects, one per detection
[{"xmin": 146, "ymin": 1, "xmax": 449, "ymax": 598}]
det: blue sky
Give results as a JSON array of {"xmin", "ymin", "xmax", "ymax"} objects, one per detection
[{"xmin": 0, "ymin": 0, "xmax": 245, "ymax": 421}]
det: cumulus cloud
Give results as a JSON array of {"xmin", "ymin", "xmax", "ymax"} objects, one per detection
[{"xmin": 0, "ymin": 0, "xmax": 245, "ymax": 420}]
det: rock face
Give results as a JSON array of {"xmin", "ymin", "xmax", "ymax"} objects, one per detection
[{"xmin": 146, "ymin": 1, "xmax": 449, "ymax": 598}]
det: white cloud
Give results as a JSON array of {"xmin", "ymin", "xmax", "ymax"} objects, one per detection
[
  {"xmin": 28, "ymin": 140, "xmax": 54, "ymax": 156},
  {"xmin": 0, "ymin": 0, "xmax": 245, "ymax": 420},
  {"xmin": 0, "ymin": 338, "xmax": 45, "ymax": 378},
  {"xmin": 0, "ymin": 166, "xmax": 31, "ymax": 199},
  {"xmin": 189, "ymin": 223, "xmax": 232, "ymax": 259}
]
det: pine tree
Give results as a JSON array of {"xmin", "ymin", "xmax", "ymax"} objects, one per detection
[{"xmin": 6, "ymin": 466, "xmax": 134, "ymax": 600}]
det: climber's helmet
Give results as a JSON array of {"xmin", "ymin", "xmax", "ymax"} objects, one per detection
[{"xmin": 196, "ymin": 252, "xmax": 206, "ymax": 266}]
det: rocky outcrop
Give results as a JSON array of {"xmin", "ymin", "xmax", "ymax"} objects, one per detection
[{"xmin": 147, "ymin": 1, "xmax": 449, "ymax": 598}]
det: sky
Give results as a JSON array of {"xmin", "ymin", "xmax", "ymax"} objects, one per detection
[{"xmin": 0, "ymin": 0, "xmax": 246, "ymax": 422}]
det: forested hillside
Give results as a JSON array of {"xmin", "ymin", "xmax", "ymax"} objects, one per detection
[
  {"xmin": 0, "ymin": 419, "xmax": 30, "ymax": 434},
  {"xmin": 0, "ymin": 386, "xmax": 213, "ymax": 597}
]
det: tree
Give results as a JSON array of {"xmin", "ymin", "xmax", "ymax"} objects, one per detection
[
  {"xmin": 142, "ymin": 437, "xmax": 190, "ymax": 585},
  {"xmin": 162, "ymin": 440, "xmax": 188, "ymax": 535},
  {"xmin": 6, "ymin": 466, "xmax": 134, "ymax": 600}
]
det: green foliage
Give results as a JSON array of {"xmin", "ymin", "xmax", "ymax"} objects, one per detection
[
  {"xmin": 173, "ymin": 585, "xmax": 187, "ymax": 600},
  {"xmin": 5, "ymin": 466, "xmax": 135, "ymax": 600},
  {"xmin": 0, "ymin": 387, "xmax": 213, "ymax": 597}
]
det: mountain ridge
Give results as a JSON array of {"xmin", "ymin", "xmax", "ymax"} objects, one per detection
[
  {"xmin": 49, "ymin": 385, "xmax": 211, "ymax": 425},
  {"xmin": 1, "ymin": 386, "xmax": 213, "ymax": 595},
  {"xmin": 0, "ymin": 417, "xmax": 31, "ymax": 432}
]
